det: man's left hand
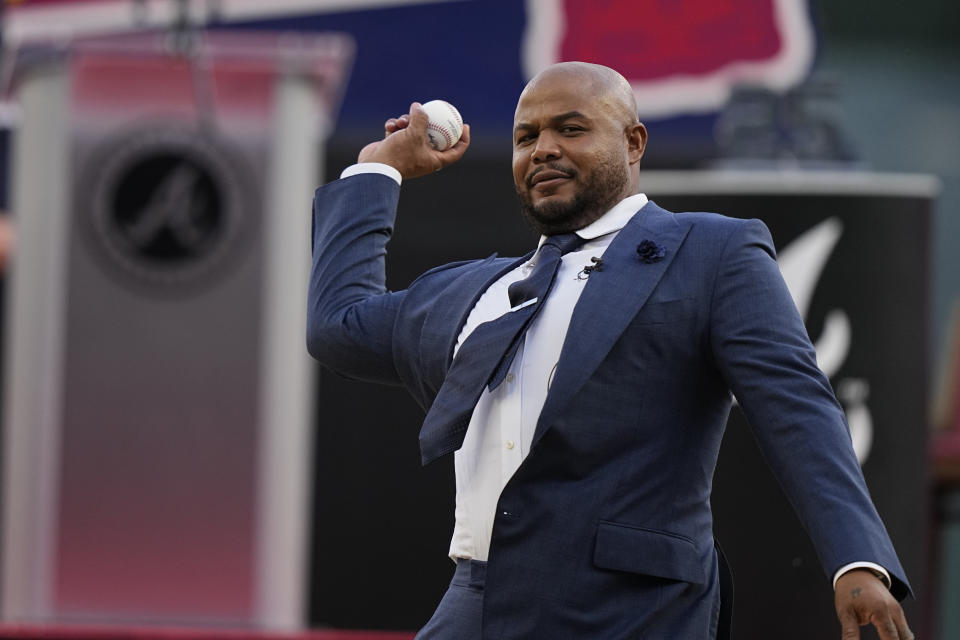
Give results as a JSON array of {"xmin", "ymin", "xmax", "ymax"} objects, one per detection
[{"xmin": 834, "ymin": 569, "xmax": 913, "ymax": 639}]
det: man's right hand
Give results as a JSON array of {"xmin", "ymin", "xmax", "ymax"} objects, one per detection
[{"xmin": 357, "ymin": 102, "xmax": 470, "ymax": 179}]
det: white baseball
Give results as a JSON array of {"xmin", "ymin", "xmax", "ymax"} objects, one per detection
[{"xmin": 421, "ymin": 99, "xmax": 463, "ymax": 151}]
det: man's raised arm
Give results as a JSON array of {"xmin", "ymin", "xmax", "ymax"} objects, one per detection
[{"xmin": 306, "ymin": 103, "xmax": 470, "ymax": 384}]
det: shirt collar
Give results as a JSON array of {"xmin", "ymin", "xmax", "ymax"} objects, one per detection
[{"xmin": 536, "ymin": 192, "xmax": 649, "ymax": 249}]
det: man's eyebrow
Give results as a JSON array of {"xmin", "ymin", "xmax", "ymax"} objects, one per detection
[
  {"xmin": 514, "ymin": 111, "xmax": 590, "ymax": 134},
  {"xmin": 551, "ymin": 110, "xmax": 589, "ymax": 123}
]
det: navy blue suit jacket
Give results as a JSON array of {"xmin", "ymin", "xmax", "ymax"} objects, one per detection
[{"xmin": 307, "ymin": 173, "xmax": 909, "ymax": 639}]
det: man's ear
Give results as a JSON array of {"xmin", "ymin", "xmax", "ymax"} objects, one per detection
[{"xmin": 626, "ymin": 122, "xmax": 647, "ymax": 165}]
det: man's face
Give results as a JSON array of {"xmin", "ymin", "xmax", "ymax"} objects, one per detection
[{"xmin": 512, "ymin": 75, "xmax": 633, "ymax": 235}]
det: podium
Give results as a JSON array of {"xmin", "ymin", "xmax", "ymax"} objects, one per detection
[{"xmin": 2, "ymin": 32, "xmax": 352, "ymax": 627}]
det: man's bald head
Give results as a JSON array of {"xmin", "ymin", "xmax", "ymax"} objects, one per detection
[{"xmin": 518, "ymin": 62, "xmax": 639, "ymax": 131}]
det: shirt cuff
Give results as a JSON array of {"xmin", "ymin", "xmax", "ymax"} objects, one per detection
[
  {"xmin": 833, "ymin": 562, "xmax": 892, "ymax": 590},
  {"xmin": 340, "ymin": 162, "xmax": 402, "ymax": 185}
]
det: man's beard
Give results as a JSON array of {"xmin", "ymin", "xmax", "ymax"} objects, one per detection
[{"xmin": 516, "ymin": 157, "xmax": 628, "ymax": 236}]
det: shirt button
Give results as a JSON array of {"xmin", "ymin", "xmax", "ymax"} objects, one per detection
[
  {"xmin": 506, "ymin": 440, "xmax": 515, "ymax": 450},
  {"xmin": 506, "ymin": 373, "xmax": 515, "ymax": 383}
]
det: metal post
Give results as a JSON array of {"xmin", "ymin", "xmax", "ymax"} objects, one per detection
[
  {"xmin": 1, "ymin": 59, "xmax": 70, "ymax": 621},
  {"xmin": 254, "ymin": 67, "xmax": 322, "ymax": 629}
]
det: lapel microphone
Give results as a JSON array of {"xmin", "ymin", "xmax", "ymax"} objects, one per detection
[{"xmin": 577, "ymin": 256, "xmax": 604, "ymax": 281}]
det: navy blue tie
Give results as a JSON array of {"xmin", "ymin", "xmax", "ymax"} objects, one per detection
[{"xmin": 418, "ymin": 232, "xmax": 584, "ymax": 464}]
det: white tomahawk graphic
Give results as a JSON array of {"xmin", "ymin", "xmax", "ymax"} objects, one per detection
[{"xmin": 777, "ymin": 217, "xmax": 872, "ymax": 464}]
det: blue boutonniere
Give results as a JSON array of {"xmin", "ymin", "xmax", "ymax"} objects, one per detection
[{"xmin": 637, "ymin": 240, "xmax": 666, "ymax": 263}]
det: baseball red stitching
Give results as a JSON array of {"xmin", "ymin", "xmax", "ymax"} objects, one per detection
[
  {"xmin": 427, "ymin": 122, "xmax": 455, "ymax": 148},
  {"xmin": 442, "ymin": 103, "xmax": 463, "ymax": 127}
]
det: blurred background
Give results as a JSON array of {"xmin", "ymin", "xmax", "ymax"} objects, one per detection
[{"xmin": 0, "ymin": 1, "xmax": 957, "ymax": 639}]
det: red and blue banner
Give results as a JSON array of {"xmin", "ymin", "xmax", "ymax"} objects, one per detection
[{"xmin": 4, "ymin": 0, "xmax": 818, "ymax": 161}]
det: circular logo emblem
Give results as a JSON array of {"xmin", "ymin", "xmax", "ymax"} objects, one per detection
[{"xmin": 85, "ymin": 126, "xmax": 250, "ymax": 291}]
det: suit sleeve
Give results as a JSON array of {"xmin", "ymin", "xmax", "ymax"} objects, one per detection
[
  {"xmin": 306, "ymin": 173, "xmax": 406, "ymax": 385},
  {"xmin": 708, "ymin": 218, "xmax": 911, "ymax": 600}
]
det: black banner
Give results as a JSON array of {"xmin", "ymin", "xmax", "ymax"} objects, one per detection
[{"xmin": 310, "ymin": 153, "xmax": 934, "ymax": 637}]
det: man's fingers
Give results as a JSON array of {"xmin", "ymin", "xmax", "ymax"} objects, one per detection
[
  {"xmin": 839, "ymin": 608, "xmax": 861, "ymax": 640},
  {"xmin": 896, "ymin": 616, "xmax": 915, "ymax": 640},
  {"xmin": 384, "ymin": 114, "xmax": 411, "ymax": 136},
  {"xmin": 406, "ymin": 102, "xmax": 428, "ymax": 131},
  {"xmin": 871, "ymin": 604, "xmax": 916, "ymax": 640},
  {"xmin": 871, "ymin": 613, "xmax": 901, "ymax": 640},
  {"xmin": 834, "ymin": 570, "xmax": 914, "ymax": 640},
  {"xmin": 894, "ymin": 606, "xmax": 916, "ymax": 640}
]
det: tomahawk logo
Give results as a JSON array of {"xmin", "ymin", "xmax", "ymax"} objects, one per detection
[
  {"xmin": 87, "ymin": 127, "xmax": 247, "ymax": 290},
  {"xmin": 778, "ymin": 218, "xmax": 873, "ymax": 464},
  {"xmin": 121, "ymin": 162, "xmax": 218, "ymax": 257},
  {"xmin": 523, "ymin": 0, "xmax": 816, "ymax": 118}
]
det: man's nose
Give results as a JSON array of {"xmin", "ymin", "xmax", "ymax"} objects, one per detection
[{"xmin": 532, "ymin": 130, "xmax": 561, "ymax": 163}]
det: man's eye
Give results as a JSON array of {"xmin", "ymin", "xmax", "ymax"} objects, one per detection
[
  {"xmin": 516, "ymin": 133, "xmax": 536, "ymax": 144},
  {"xmin": 560, "ymin": 126, "xmax": 582, "ymax": 134}
]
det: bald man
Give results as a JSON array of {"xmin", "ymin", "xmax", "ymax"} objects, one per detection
[{"xmin": 307, "ymin": 62, "xmax": 912, "ymax": 639}]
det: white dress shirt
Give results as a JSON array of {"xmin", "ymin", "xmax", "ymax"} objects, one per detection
[
  {"xmin": 448, "ymin": 193, "xmax": 648, "ymax": 561},
  {"xmin": 339, "ymin": 163, "xmax": 890, "ymax": 590}
]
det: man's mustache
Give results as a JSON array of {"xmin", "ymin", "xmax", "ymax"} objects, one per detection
[{"xmin": 527, "ymin": 163, "xmax": 576, "ymax": 188}]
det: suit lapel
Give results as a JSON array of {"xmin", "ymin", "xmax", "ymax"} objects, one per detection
[
  {"xmin": 533, "ymin": 202, "xmax": 692, "ymax": 448},
  {"xmin": 418, "ymin": 252, "xmax": 533, "ymax": 392}
]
